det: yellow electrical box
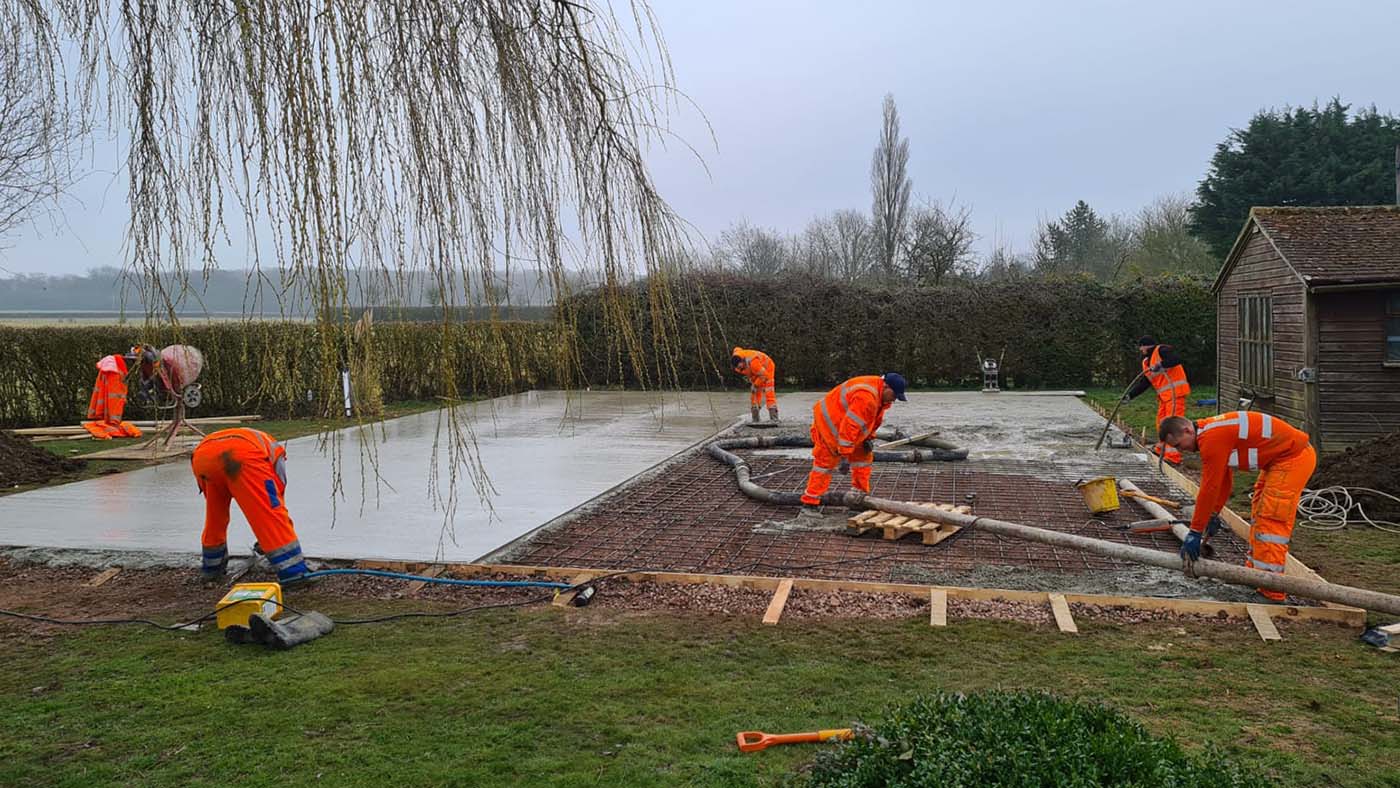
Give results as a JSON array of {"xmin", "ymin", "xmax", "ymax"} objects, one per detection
[{"xmin": 216, "ymin": 582, "xmax": 283, "ymax": 630}]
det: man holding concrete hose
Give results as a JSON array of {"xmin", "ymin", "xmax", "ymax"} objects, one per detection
[
  {"xmin": 1123, "ymin": 336, "xmax": 1189, "ymax": 464},
  {"xmin": 732, "ymin": 347, "xmax": 779, "ymax": 423},
  {"xmin": 800, "ymin": 373, "xmax": 907, "ymax": 519},
  {"xmin": 1159, "ymin": 411, "xmax": 1316, "ymax": 602}
]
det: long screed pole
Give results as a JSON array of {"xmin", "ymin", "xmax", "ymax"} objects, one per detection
[{"xmin": 844, "ymin": 493, "xmax": 1400, "ymax": 616}]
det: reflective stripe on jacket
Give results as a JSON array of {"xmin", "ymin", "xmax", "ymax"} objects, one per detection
[
  {"xmin": 1190, "ymin": 411, "xmax": 1311, "ymax": 532},
  {"xmin": 811, "ymin": 375, "xmax": 889, "ymax": 456},
  {"xmin": 1144, "ymin": 346, "xmax": 1189, "ymax": 400}
]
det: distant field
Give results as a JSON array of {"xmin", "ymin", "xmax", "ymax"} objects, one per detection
[{"xmin": 0, "ymin": 306, "xmax": 553, "ymax": 326}]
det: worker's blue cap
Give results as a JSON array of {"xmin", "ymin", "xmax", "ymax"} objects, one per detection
[{"xmin": 883, "ymin": 372, "xmax": 908, "ymax": 401}]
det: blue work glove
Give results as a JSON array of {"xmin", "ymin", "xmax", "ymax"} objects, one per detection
[
  {"xmin": 1180, "ymin": 530, "xmax": 1203, "ymax": 561},
  {"xmin": 861, "ymin": 439, "xmax": 874, "ymax": 452},
  {"xmin": 838, "ymin": 458, "xmax": 850, "ymax": 475},
  {"xmin": 1205, "ymin": 514, "xmax": 1224, "ymax": 538}
]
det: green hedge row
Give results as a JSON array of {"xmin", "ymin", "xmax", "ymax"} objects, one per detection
[
  {"xmin": 1, "ymin": 322, "xmax": 570, "ymax": 428},
  {"xmin": 567, "ymin": 273, "xmax": 1216, "ymax": 390}
]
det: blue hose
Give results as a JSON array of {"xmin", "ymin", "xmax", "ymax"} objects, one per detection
[{"xmin": 298, "ymin": 568, "xmax": 572, "ymax": 589}]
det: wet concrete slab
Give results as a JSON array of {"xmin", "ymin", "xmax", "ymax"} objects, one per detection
[{"xmin": 0, "ymin": 390, "xmax": 752, "ymax": 563}]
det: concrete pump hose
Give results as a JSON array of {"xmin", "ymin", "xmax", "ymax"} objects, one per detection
[{"xmin": 855, "ymin": 495, "xmax": 1400, "ymax": 617}]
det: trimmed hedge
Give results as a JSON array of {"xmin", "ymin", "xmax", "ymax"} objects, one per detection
[
  {"xmin": 568, "ymin": 273, "xmax": 1216, "ymax": 390},
  {"xmin": 804, "ymin": 691, "xmax": 1263, "ymax": 787},
  {"xmin": 1, "ymin": 322, "xmax": 569, "ymax": 428}
]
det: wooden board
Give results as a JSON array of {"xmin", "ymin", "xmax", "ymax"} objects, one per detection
[
  {"xmin": 445, "ymin": 563, "xmax": 1367, "ymax": 627},
  {"xmin": 82, "ymin": 436, "xmax": 203, "ymax": 461},
  {"xmin": 930, "ymin": 589, "xmax": 947, "ymax": 627},
  {"xmin": 85, "ymin": 567, "xmax": 121, "ymax": 587},
  {"xmin": 405, "ymin": 565, "xmax": 446, "ymax": 594},
  {"xmin": 1247, "ymin": 604, "xmax": 1282, "ymax": 642},
  {"xmin": 762, "ymin": 579, "xmax": 794, "ymax": 625},
  {"xmin": 1049, "ymin": 593, "xmax": 1078, "ymax": 634},
  {"xmin": 551, "ymin": 572, "xmax": 595, "ymax": 607},
  {"xmin": 848, "ymin": 502, "xmax": 972, "ymax": 543}
]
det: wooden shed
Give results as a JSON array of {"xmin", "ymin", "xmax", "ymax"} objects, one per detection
[{"xmin": 1214, "ymin": 206, "xmax": 1400, "ymax": 451}]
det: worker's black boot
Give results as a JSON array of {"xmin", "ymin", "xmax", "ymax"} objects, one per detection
[
  {"xmin": 749, "ymin": 407, "xmax": 761, "ymax": 424},
  {"xmin": 767, "ymin": 406, "xmax": 780, "ymax": 423}
]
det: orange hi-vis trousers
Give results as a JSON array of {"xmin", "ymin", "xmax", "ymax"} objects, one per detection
[
  {"xmin": 801, "ymin": 426, "xmax": 874, "ymax": 506},
  {"xmin": 191, "ymin": 430, "xmax": 306, "ymax": 580},
  {"xmin": 1152, "ymin": 392, "xmax": 1188, "ymax": 464},
  {"xmin": 1247, "ymin": 445, "xmax": 1316, "ymax": 601}
]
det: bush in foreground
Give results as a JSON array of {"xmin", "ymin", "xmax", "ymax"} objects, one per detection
[{"xmin": 802, "ymin": 691, "xmax": 1263, "ymax": 788}]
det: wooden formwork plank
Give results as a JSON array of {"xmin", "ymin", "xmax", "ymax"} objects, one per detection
[
  {"xmin": 883, "ymin": 516, "xmax": 911, "ymax": 528},
  {"xmin": 762, "ymin": 579, "xmax": 794, "ymax": 625},
  {"xmin": 448, "ymin": 563, "xmax": 1366, "ymax": 626},
  {"xmin": 848, "ymin": 510, "xmax": 881, "ymax": 525},
  {"xmin": 1247, "ymin": 604, "xmax": 1282, "ymax": 642},
  {"xmin": 930, "ymin": 589, "xmax": 947, "ymax": 627},
  {"xmin": 866, "ymin": 513, "xmax": 897, "ymax": 526},
  {"xmin": 1049, "ymin": 593, "xmax": 1079, "ymax": 634},
  {"xmin": 86, "ymin": 567, "xmax": 121, "ymax": 587}
]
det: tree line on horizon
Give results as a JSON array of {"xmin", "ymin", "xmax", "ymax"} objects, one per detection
[{"xmin": 697, "ymin": 97, "xmax": 1400, "ymax": 286}]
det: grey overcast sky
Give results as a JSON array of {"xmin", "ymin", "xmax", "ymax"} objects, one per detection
[{"xmin": 6, "ymin": 0, "xmax": 1400, "ymax": 275}]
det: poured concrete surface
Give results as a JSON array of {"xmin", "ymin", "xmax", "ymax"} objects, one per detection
[{"xmin": 0, "ymin": 390, "xmax": 749, "ymax": 563}]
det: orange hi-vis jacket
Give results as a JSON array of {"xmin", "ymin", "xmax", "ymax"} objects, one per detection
[
  {"xmin": 732, "ymin": 347, "xmax": 776, "ymax": 408},
  {"xmin": 82, "ymin": 355, "xmax": 142, "ymax": 440},
  {"xmin": 812, "ymin": 375, "xmax": 890, "ymax": 456},
  {"xmin": 1189, "ymin": 411, "xmax": 1311, "ymax": 533},
  {"xmin": 1144, "ymin": 346, "xmax": 1189, "ymax": 404}
]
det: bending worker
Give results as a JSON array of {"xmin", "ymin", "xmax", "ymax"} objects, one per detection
[
  {"xmin": 732, "ymin": 346, "xmax": 779, "ymax": 423},
  {"xmin": 1159, "ymin": 411, "xmax": 1316, "ymax": 602},
  {"xmin": 801, "ymin": 373, "xmax": 907, "ymax": 517},
  {"xmin": 191, "ymin": 428, "xmax": 310, "ymax": 584},
  {"xmin": 1123, "ymin": 336, "xmax": 1190, "ymax": 464}
]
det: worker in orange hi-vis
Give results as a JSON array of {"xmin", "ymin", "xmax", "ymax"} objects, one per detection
[
  {"xmin": 81, "ymin": 354, "xmax": 143, "ymax": 440},
  {"xmin": 732, "ymin": 347, "xmax": 779, "ymax": 424},
  {"xmin": 1122, "ymin": 335, "xmax": 1190, "ymax": 464},
  {"xmin": 1159, "ymin": 411, "xmax": 1316, "ymax": 602},
  {"xmin": 800, "ymin": 373, "xmax": 906, "ymax": 518},
  {"xmin": 190, "ymin": 428, "xmax": 310, "ymax": 584}
]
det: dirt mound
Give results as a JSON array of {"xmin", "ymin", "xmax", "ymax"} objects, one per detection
[
  {"xmin": 0, "ymin": 431, "xmax": 85, "ymax": 488},
  {"xmin": 1311, "ymin": 432, "xmax": 1400, "ymax": 521}
]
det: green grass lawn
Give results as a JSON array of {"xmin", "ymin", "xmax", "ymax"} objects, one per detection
[{"xmin": 2, "ymin": 603, "xmax": 1397, "ymax": 787}]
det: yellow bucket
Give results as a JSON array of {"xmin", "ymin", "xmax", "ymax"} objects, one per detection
[{"xmin": 1075, "ymin": 477, "xmax": 1120, "ymax": 514}]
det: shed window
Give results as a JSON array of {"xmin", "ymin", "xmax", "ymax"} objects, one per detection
[
  {"xmin": 1238, "ymin": 294, "xmax": 1273, "ymax": 392},
  {"xmin": 1387, "ymin": 292, "xmax": 1400, "ymax": 364}
]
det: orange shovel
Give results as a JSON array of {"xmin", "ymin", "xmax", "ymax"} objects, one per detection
[{"xmin": 736, "ymin": 728, "xmax": 853, "ymax": 752}]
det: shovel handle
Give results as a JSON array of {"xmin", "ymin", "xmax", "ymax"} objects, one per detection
[
  {"xmin": 736, "ymin": 728, "xmax": 853, "ymax": 752},
  {"xmin": 1121, "ymin": 489, "xmax": 1182, "ymax": 510}
]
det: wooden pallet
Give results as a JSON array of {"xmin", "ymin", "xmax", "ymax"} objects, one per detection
[{"xmin": 847, "ymin": 502, "xmax": 972, "ymax": 545}]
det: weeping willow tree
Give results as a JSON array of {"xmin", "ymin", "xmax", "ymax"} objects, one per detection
[{"xmin": 8, "ymin": 0, "xmax": 707, "ymax": 528}]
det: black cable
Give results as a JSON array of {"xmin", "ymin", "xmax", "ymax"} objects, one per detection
[{"xmin": 0, "ymin": 596, "xmax": 311, "ymax": 631}]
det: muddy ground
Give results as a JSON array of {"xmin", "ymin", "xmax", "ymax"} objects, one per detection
[
  {"xmin": 0, "ymin": 553, "xmax": 1338, "ymax": 643},
  {"xmin": 0, "ymin": 431, "xmax": 85, "ymax": 488},
  {"xmin": 1311, "ymin": 431, "xmax": 1400, "ymax": 522}
]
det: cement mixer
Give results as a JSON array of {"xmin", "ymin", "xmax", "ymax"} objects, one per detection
[{"xmin": 130, "ymin": 344, "xmax": 206, "ymax": 446}]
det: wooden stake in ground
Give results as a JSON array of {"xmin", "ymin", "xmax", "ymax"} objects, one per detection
[
  {"xmin": 929, "ymin": 589, "xmax": 947, "ymax": 627},
  {"xmin": 762, "ymin": 579, "xmax": 794, "ymax": 625},
  {"xmin": 1048, "ymin": 593, "xmax": 1078, "ymax": 634},
  {"xmin": 1247, "ymin": 604, "xmax": 1282, "ymax": 642}
]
